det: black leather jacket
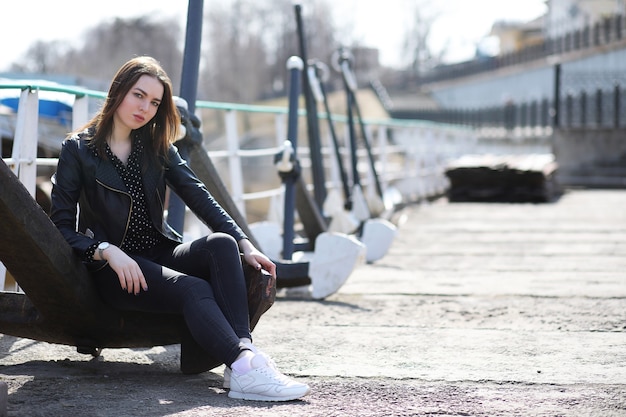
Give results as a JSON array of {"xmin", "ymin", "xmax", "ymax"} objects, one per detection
[{"xmin": 50, "ymin": 130, "xmax": 247, "ymax": 268}]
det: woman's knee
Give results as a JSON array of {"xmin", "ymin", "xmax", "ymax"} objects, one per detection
[
  {"xmin": 202, "ymin": 233, "xmax": 241, "ymax": 261},
  {"xmin": 205, "ymin": 232, "xmax": 238, "ymax": 250}
]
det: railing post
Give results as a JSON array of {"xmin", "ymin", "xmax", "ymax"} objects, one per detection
[
  {"xmin": 566, "ymin": 94, "xmax": 573, "ymax": 127},
  {"xmin": 363, "ymin": 123, "xmax": 377, "ymax": 202},
  {"xmin": 224, "ymin": 110, "xmax": 246, "ymax": 217},
  {"xmin": 595, "ymin": 88, "xmax": 603, "ymax": 127},
  {"xmin": 581, "ymin": 91, "xmax": 587, "ymax": 127},
  {"xmin": 376, "ymin": 125, "xmax": 388, "ymax": 193},
  {"xmin": 540, "ymin": 98, "xmax": 550, "ymax": 128},
  {"xmin": 552, "ymin": 63, "xmax": 561, "ymax": 128},
  {"xmin": 275, "ymin": 113, "xmax": 286, "ymax": 147},
  {"xmin": 615, "ymin": 85, "xmax": 621, "ymax": 129},
  {"xmin": 2, "ymin": 88, "xmax": 38, "ymax": 293},
  {"xmin": 12, "ymin": 89, "xmax": 39, "ymax": 197},
  {"xmin": 72, "ymin": 95, "xmax": 90, "ymax": 130}
]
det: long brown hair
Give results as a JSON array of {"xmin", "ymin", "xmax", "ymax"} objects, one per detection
[{"xmin": 76, "ymin": 56, "xmax": 180, "ymax": 165}]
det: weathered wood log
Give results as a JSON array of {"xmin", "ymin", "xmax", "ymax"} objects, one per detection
[
  {"xmin": 445, "ymin": 154, "xmax": 560, "ymax": 203},
  {"xmin": 0, "ymin": 159, "xmax": 108, "ymax": 334},
  {"xmin": 0, "ymin": 159, "xmax": 274, "ymax": 371}
]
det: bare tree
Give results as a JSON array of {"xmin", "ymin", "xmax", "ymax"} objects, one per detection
[
  {"xmin": 9, "ymin": 16, "xmax": 183, "ymax": 90},
  {"xmin": 255, "ymin": 0, "xmax": 299, "ymax": 98},
  {"xmin": 262, "ymin": 0, "xmax": 338, "ymax": 97},
  {"xmin": 9, "ymin": 3, "xmax": 340, "ymax": 105},
  {"xmin": 9, "ymin": 40, "xmax": 72, "ymax": 74},
  {"xmin": 401, "ymin": 0, "xmax": 444, "ymax": 77},
  {"xmin": 199, "ymin": 0, "xmax": 338, "ymax": 102},
  {"xmin": 73, "ymin": 16, "xmax": 183, "ymax": 90},
  {"xmin": 200, "ymin": 1, "xmax": 271, "ymax": 103}
]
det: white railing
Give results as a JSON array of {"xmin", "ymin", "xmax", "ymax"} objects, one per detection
[{"xmin": 0, "ymin": 80, "xmax": 477, "ymax": 291}]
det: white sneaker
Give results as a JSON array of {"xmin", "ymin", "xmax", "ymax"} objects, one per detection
[
  {"xmin": 228, "ymin": 354, "xmax": 310, "ymax": 401},
  {"xmin": 223, "ymin": 343, "xmax": 277, "ymax": 389}
]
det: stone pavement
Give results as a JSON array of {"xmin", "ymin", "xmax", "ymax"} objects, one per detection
[{"xmin": 0, "ymin": 189, "xmax": 624, "ymax": 416}]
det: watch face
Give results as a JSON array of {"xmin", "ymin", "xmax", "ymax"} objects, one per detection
[{"xmin": 98, "ymin": 242, "xmax": 109, "ymax": 250}]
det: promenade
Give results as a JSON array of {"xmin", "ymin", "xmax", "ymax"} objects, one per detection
[{"xmin": 0, "ymin": 189, "xmax": 624, "ymax": 416}]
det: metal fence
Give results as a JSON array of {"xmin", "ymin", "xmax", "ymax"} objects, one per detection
[
  {"xmin": 0, "ymin": 80, "xmax": 475, "ymax": 291},
  {"xmin": 392, "ymin": 82, "xmax": 626, "ymax": 132},
  {"xmin": 560, "ymin": 84, "xmax": 626, "ymax": 129},
  {"xmin": 416, "ymin": 13, "xmax": 626, "ymax": 85}
]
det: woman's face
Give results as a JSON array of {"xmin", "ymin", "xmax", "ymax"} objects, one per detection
[{"xmin": 114, "ymin": 74, "xmax": 164, "ymax": 131}]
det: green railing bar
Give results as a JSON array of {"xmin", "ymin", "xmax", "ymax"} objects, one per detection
[
  {"xmin": 196, "ymin": 99, "xmax": 464, "ymax": 130},
  {"xmin": 0, "ymin": 81, "xmax": 467, "ymax": 131},
  {"xmin": 196, "ymin": 100, "xmax": 291, "ymax": 115},
  {"xmin": 0, "ymin": 82, "xmax": 107, "ymax": 99}
]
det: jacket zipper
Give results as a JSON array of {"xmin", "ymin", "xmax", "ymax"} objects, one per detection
[
  {"xmin": 156, "ymin": 188, "xmax": 165, "ymax": 215},
  {"xmin": 96, "ymin": 179, "xmax": 133, "ymax": 248}
]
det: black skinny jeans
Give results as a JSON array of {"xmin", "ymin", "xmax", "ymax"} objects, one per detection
[{"xmin": 92, "ymin": 232, "xmax": 251, "ymax": 366}]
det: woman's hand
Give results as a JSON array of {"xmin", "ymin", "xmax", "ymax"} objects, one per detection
[
  {"xmin": 101, "ymin": 245, "xmax": 148, "ymax": 295},
  {"xmin": 239, "ymin": 239, "xmax": 276, "ymax": 296}
]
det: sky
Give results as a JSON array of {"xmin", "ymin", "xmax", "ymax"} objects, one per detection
[{"xmin": 0, "ymin": 0, "xmax": 547, "ymax": 72}]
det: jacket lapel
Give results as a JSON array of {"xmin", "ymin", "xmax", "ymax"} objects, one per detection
[
  {"xmin": 95, "ymin": 157, "xmax": 127, "ymax": 192},
  {"xmin": 142, "ymin": 163, "xmax": 161, "ymax": 202}
]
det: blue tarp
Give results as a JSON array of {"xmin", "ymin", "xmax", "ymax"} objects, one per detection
[{"xmin": 0, "ymin": 97, "xmax": 73, "ymax": 125}]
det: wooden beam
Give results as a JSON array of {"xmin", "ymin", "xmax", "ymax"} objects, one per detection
[{"xmin": 0, "ymin": 159, "xmax": 103, "ymax": 322}]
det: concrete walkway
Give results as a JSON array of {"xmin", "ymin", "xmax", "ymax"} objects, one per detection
[
  {"xmin": 0, "ymin": 189, "xmax": 624, "ymax": 416},
  {"xmin": 254, "ymin": 188, "xmax": 626, "ymax": 416}
]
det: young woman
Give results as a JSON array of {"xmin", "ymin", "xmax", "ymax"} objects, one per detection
[{"xmin": 50, "ymin": 56, "xmax": 310, "ymax": 402}]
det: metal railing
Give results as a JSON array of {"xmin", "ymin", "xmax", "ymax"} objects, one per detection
[
  {"xmin": 0, "ymin": 80, "xmax": 476, "ymax": 291},
  {"xmin": 414, "ymin": 14, "xmax": 626, "ymax": 86},
  {"xmin": 391, "ymin": 83, "xmax": 626, "ymax": 133}
]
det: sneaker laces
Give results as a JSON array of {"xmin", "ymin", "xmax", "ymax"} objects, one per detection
[{"xmin": 250, "ymin": 354, "xmax": 293, "ymax": 384}]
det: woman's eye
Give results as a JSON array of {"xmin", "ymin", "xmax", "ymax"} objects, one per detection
[{"xmin": 151, "ymin": 101, "xmax": 160, "ymax": 107}]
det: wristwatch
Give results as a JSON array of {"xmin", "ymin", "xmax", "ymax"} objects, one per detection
[{"xmin": 97, "ymin": 242, "xmax": 110, "ymax": 260}]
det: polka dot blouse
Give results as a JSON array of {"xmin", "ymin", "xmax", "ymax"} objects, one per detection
[{"xmin": 105, "ymin": 136, "xmax": 165, "ymax": 254}]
